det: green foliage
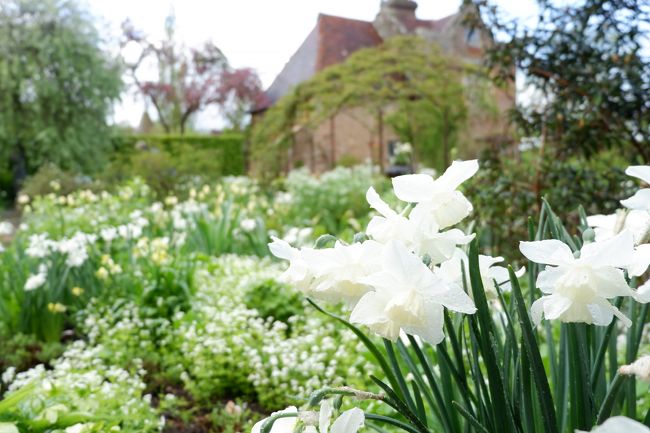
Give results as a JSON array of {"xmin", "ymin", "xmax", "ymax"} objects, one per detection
[
  {"xmin": 0, "ymin": 0, "xmax": 122, "ymax": 193},
  {"xmin": 0, "ymin": 342, "xmax": 161, "ymax": 432},
  {"xmin": 20, "ymin": 164, "xmax": 95, "ymax": 198},
  {"xmin": 278, "ymin": 165, "xmax": 390, "ymax": 236},
  {"xmin": 101, "ymin": 133, "xmax": 245, "ymax": 197},
  {"xmin": 244, "ymin": 279, "xmax": 304, "ymax": 325},
  {"xmin": 307, "ymin": 203, "xmax": 648, "ymax": 433},
  {"xmin": 466, "ymin": 149, "xmax": 635, "ymax": 259},
  {"xmin": 251, "ymin": 36, "xmax": 469, "ymax": 178},
  {"xmin": 476, "ymin": 0, "xmax": 650, "ymax": 161},
  {"xmin": 0, "ymin": 330, "xmax": 64, "ymax": 378}
]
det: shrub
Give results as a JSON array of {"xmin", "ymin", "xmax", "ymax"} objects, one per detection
[{"xmin": 112, "ymin": 133, "xmax": 245, "ymax": 176}]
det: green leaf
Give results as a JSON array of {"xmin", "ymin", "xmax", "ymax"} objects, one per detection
[
  {"xmin": 509, "ymin": 266, "xmax": 559, "ymax": 433},
  {"xmin": 468, "ymin": 240, "xmax": 517, "ymax": 433},
  {"xmin": 596, "ymin": 373, "xmax": 628, "ymax": 424},
  {"xmin": 306, "ymin": 299, "xmax": 403, "ymax": 399}
]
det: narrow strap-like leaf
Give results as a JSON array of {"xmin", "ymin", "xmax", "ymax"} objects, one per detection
[
  {"xmin": 370, "ymin": 376, "xmax": 429, "ymax": 433},
  {"xmin": 509, "ymin": 266, "xmax": 560, "ymax": 433},
  {"xmin": 596, "ymin": 373, "xmax": 628, "ymax": 424},
  {"xmin": 384, "ymin": 339, "xmax": 417, "ymax": 414},
  {"xmin": 365, "ymin": 413, "xmax": 423, "ymax": 433},
  {"xmin": 468, "ymin": 240, "xmax": 517, "ymax": 433},
  {"xmin": 307, "ymin": 298, "xmax": 403, "ymax": 398},
  {"xmin": 451, "ymin": 402, "xmax": 491, "ymax": 433}
]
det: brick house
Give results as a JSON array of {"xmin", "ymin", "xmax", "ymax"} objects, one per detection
[{"xmin": 253, "ymin": 0, "xmax": 515, "ymax": 172}]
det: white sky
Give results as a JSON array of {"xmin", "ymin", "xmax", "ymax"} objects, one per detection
[{"xmin": 87, "ymin": 0, "xmax": 538, "ymax": 130}]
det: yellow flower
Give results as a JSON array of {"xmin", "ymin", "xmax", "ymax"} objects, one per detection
[
  {"xmin": 71, "ymin": 287, "xmax": 84, "ymax": 297},
  {"xmin": 95, "ymin": 267, "xmax": 109, "ymax": 280},
  {"xmin": 47, "ymin": 303, "xmax": 67, "ymax": 313}
]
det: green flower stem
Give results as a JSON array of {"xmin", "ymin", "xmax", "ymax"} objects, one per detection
[{"xmin": 261, "ymin": 413, "xmax": 298, "ymax": 433}]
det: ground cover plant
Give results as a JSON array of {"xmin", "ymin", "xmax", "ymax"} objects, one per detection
[
  {"xmin": 0, "ymin": 167, "xmax": 387, "ymax": 432},
  {"xmin": 0, "ymin": 161, "xmax": 648, "ymax": 433}
]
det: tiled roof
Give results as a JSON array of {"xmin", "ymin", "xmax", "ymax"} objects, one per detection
[
  {"xmin": 315, "ymin": 14, "xmax": 382, "ymax": 70},
  {"xmin": 254, "ymin": 9, "xmax": 467, "ymax": 112}
]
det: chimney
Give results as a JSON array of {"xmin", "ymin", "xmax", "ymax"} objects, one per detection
[
  {"xmin": 374, "ymin": 0, "xmax": 418, "ymax": 39},
  {"xmin": 381, "ymin": 0, "xmax": 418, "ymax": 19}
]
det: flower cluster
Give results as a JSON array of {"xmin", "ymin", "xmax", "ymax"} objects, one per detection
[
  {"xmin": 522, "ymin": 164, "xmax": 650, "ymax": 326},
  {"xmin": 2, "ymin": 341, "xmax": 161, "ymax": 432},
  {"xmin": 270, "ymin": 160, "xmax": 483, "ymax": 344}
]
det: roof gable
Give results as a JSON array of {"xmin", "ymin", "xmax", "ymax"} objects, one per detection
[{"xmin": 316, "ymin": 14, "xmax": 382, "ymax": 70}]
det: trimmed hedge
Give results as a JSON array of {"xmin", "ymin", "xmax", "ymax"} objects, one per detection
[{"xmin": 111, "ymin": 133, "xmax": 246, "ymax": 176}]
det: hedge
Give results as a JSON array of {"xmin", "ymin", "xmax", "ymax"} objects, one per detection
[{"xmin": 111, "ymin": 133, "xmax": 246, "ymax": 176}]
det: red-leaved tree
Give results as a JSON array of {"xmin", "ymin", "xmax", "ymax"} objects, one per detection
[
  {"xmin": 217, "ymin": 68, "xmax": 265, "ymax": 131},
  {"xmin": 121, "ymin": 15, "xmax": 264, "ymax": 134}
]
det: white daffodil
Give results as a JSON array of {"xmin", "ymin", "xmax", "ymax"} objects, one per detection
[
  {"xmin": 392, "ymin": 160, "xmax": 478, "ymax": 229},
  {"xmin": 25, "ymin": 264, "xmax": 48, "ymax": 291},
  {"xmin": 268, "ymin": 237, "xmax": 316, "ymax": 293},
  {"xmin": 436, "ymin": 250, "xmax": 525, "ymax": 299},
  {"xmin": 587, "ymin": 210, "xmax": 650, "ymax": 243},
  {"xmin": 365, "ymin": 187, "xmax": 414, "ymax": 245},
  {"xmin": 635, "ymin": 279, "xmax": 650, "ymax": 303},
  {"xmin": 350, "ymin": 241, "xmax": 476, "ymax": 344},
  {"xmin": 622, "ymin": 166, "xmax": 650, "ymax": 211},
  {"xmin": 577, "ymin": 416, "xmax": 650, "ymax": 433},
  {"xmin": 365, "ymin": 186, "xmax": 473, "ymax": 264},
  {"xmin": 251, "ymin": 407, "xmax": 298, "ymax": 433},
  {"xmin": 629, "ymin": 243, "xmax": 650, "ymax": 278},
  {"xmin": 305, "ymin": 399, "xmax": 365, "ymax": 433},
  {"xmin": 412, "ymin": 226, "xmax": 475, "ymax": 266},
  {"xmin": 301, "ymin": 240, "xmax": 384, "ymax": 307},
  {"xmin": 520, "ymin": 231, "xmax": 644, "ymax": 327}
]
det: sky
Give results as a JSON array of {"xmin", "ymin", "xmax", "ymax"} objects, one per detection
[{"xmin": 87, "ymin": 0, "xmax": 538, "ymax": 130}]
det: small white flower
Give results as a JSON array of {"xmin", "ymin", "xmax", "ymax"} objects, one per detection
[
  {"xmin": 577, "ymin": 416, "xmax": 650, "ymax": 433},
  {"xmin": 0, "ymin": 222, "xmax": 14, "ymax": 236},
  {"xmin": 25, "ymin": 271, "xmax": 47, "ymax": 291},
  {"xmin": 520, "ymin": 231, "xmax": 644, "ymax": 327},
  {"xmin": 26, "ymin": 234, "xmax": 54, "ymax": 258},
  {"xmin": 240, "ymin": 218, "xmax": 257, "ymax": 232},
  {"xmin": 100, "ymin": 227, "xmax": 118, "ymax": 243}
]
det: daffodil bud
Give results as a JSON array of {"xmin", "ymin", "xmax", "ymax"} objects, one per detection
[
  {"xmin": 352, "ymin": 232, "xmax": 369, "ymax": 244},
  {"xmin": 314, "ymin": 235, "xmax": 337, "ymax": 249},
  {"xmin": 582, "ymin": 227, "xmax": 595, "ymax": 243}
]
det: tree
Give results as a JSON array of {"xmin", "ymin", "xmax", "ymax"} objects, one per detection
[
  {"xmin": 473, "ymin": 0, "xmax": 650, "ymax": 162},
  {"xmin": 217, "ymin": 67, "xmax": 265, "ymax": 131},
  {"xmin": 251, "ymin": 36, "xmax": 483, "ymax": 177},
  {"xmin": 122, "ymin": 14, "xmax": 230, "ymax": 134},
  {"xmin": 0, "ymin": 0, "xmax": 122, "ymax": 194}
]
